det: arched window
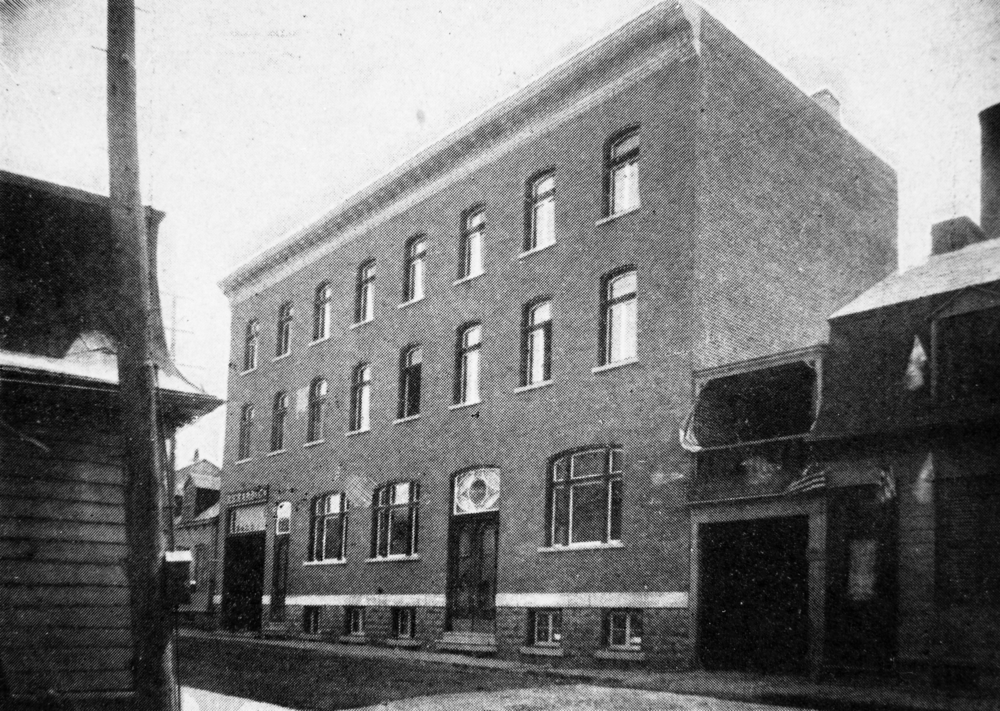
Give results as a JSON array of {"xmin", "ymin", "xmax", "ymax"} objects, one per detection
[
  {"xmin": 398, "ymin": 346, "xmax": 422, "ymax": 419},
  {"xmin": 354, "ymin": 260, "xmax": 376, "ymax": 324},
  {"xmin": 270, "ymin": 392, "xmax": 288, "ymax": 452},
  {"xmin": 547, "ymin": 447, "xmax": 623, "ymax": 546},
  {"xmin": 306, "ymin": 378, "xmax": 327, "ymax": 443},
  {"xmin": 237, "ymin": 404, "xmax": 254, "ymax": 461},
  {"xmin": 312, "ymin": 282, "xmax": 332, "ymax": 341},
  {"xmin": 454, "ymin": 323, "xmax": 482, "ymax": 405},
  {"xmin": 403, "ymin": 235, "xmax": 427, "ymax": 303},
  {"xmin": 276, "ymin": 302, "xmax": 293, "ymax": 357},
  {"xmin": 309, "ymin": 493, "xmax": 348, "ymax": 562},
  {"xmin": 525, "ymin": 171, "xmax": 555, "ymax": 252},
  {"xmin": 605, "ymin": 127, "xmax": 640, "ymax": 216},
  {"xmin": 459, "ymin": 207, "xmax": 484, "ymax": 279},
  {"xmin": 521, "ymin": 300, "xmax": 552, "ymax": 386},
  {"xmin": 349, "ymin": 363, "xmax": 371, "ymax": 432},
  {"xmin": 243, "ymin": 319, "xmax": 259, "ymax": 371},
  {"xmin": 600, "ymin": 268, "xmax": 637, "ymax": 365}
]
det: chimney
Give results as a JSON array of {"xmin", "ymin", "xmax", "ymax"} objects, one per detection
[
  {"xmin": 931, "ymin": 216, "xmax": 986, "ymax": 256},
  {"xmin": 981, "ymin": 103, "xmax": 1000, "ymax": 239},
  {"xmin": 811, "ymin": 89, "xmax": 840, "ymax": 123}
]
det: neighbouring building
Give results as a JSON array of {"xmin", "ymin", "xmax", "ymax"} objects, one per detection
[
  {"xmin": 217, "ymin": 1, "xmax": 896, "ymax": 672},
  {"xmin": 0, "ymin": 170, "xmax": 221, "ymax": 708},
  {"xmin": 174, "ymin": 456, "xmax": 222, "ymax": 626}
]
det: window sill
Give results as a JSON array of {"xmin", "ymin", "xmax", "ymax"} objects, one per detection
[
  {"xmin": 448, "ymin": 400, "xmax": 481, "ymax": 411},
  {"xmin": 386, "ymin": 637, "xmax": 421, "ymax": 649},
  {"xmin": 393, "ymin": 415, "xmax": 420, "ymax": 424},
  {"xmin": 349, "ymin": 318, "xmax": 373, "ymax": 330},
  {"xmin": 339, "ymin": 635, "xmax": 368, "ymax": 645},
  {"xmin": 365, "ymin": 554, "xmax": 420, "ymax": 563},
  {"xmin": 537, "ymin": 541, "xmax": 623, "ymax": 553},
  {"xmin": 235, "ymin": 457, "xmax": 253, "ymax": 465},
  {"xmin": 516, "ymin": 242, "xmax": 555, "ymax": 260},
  {"xmin": 303, "ymin": 439, "xmax": 326, "ymax": 448},
  {"xmin": 592, "ymin": 358, "xmax": 638, "ymax": 374},
  {"xmin": 272, "ymin": 352, "xmax": 292, "ymax": 362},
  {"xmin": 346, "ymin": 427, "xmax": 370, "ymax": 437},
  {"xmin": 398, "ymin": 297, "xmax": 425, "ymax": 309},
  {"xmin": 303, "ymin": 559, "xmax": 346, "ymax": 567},
  {"xmin": 520, "ymin": 645, "xmax": 564, "ymax": 658},
  {"xmin": 595, "ymin": 648, "xmax": 645, "ymax": 662},
  {"xmin": 453, "ymin": 272, "xmax": 483, "ymax": 286},
  {"xmin": 595, "ymin": 206, "xmax": 640, "ymax": 226},
  {"xmin": 239, "ymin": 367, "xmax": 257, "ymax": 376},
  {"xmin": 513, "ymin": 380, "xmax": 553, "ymax": 394},
  {"xmin": 266, "ymin": 449, "xmax": 287, "ymax": 457},
  {"xmin": 309, "ymin": 336, "xmax": 330, "ymax": 347}
]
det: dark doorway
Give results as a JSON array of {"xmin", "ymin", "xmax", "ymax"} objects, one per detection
[
  {"xmin": 270, "ymin": 534, "xmax": 289, "ymax": 621},
  {"xmin": 699, "ymin": 515, "xmax": 810, "ymax": 673},
  {"xmin": 222, "ymin": 531, "xmax": 266, "ymax": 632},
  {"xmin": 446, "ymin": 512, "xmax": 498, "ymax": 633},
  {"xmin": 825, "ymin": 486, "xmax": 897, "ymax": 671}
]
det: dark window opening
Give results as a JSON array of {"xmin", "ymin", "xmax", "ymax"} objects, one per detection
[{"xmin": 934, "ymin": 305, "xmax": 1000, "ymax": 405}]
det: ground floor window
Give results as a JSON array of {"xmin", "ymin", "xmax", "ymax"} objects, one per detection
[
  {"xmin": 302, "ymin": 606, "xmax": 321, "ymax": 634},
  {"xmin": 605, "ymin": 609, "xmax": 642, "ymax": 650},
  {"xmin": 529, "ymin": 609, "xmax": 562, "ymax": 646},
  {"xmin": 345, "ymin": 606, "xmax": 365, "ymax": 636},
  {"xmin": 392, "ymin": 607, "xmax": 416, "ymax": 638}
]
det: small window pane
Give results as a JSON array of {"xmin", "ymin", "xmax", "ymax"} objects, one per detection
[
  {"xmin": 611, "ymin": 132, "xmax": 639, "ymax": 159},
  {"xmin": 571, "ymin": 450, "xmax": 605, "ymax": 479},
  {"xmin": 393, "ymin": 481, "xmax": 411, "ymax": 503},
  {"xmin": 570, "ymin": 481, "xmax": 605, "ymax": 543},
  {"xmin": 609, "ymin": 272, "xmax": 636, "ymax": 300}
]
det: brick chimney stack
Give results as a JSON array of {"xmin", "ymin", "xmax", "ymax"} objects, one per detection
[
  {"xmin": 930, "ymin": 216, "xmax": 986, "ymax": 256},
  {"xmin": 981, "ymin": 103, "xmax": 1000, "ymax": 239}
]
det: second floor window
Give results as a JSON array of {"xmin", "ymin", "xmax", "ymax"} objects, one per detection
[
  {"xmin": 237, "ymin": 404, "xmax": 254, "ymax": 460},
  {"xmin": 606, "ymin": 128, "xmax": 640, "ymax": 216},
  {"xmin": 526, "ymin": 172, "xmax": 555, "ymax": 251},
  {"xmin": 270, "ymin": 392, "xmax": 288, "ymax": 452},
  {"xmin": 309, "ymin": 492, "xmax": 347, "ymax": 562},
  {"xmin": 601, "ymin": 269, "xmax": 637, "ymax": 365},
  {"xmin": 355, "ymin": 260, "xmax": 375, "ymax": 324},
  {"xmin": 548, "ymin": 447, "xmax": 623, "ymax": 546},
  {"xmin": 403, "ymin": 235, "xmax": 427, "ymax": 303},
  {"xmin": 243, "ymin": 320, "xmax": 259, "ymax": 371},
  {"xmin": 307, "ymin": 378, "xmax": 328, "ymax": 443},
  {"xmin": 349, "ymin": 363, "xmax": 371, "ymax": 432},
  {"xmin": 454, "ymin": 324, "xmax": 481, "ymax": 405},
  {"xmin": 398, "ymin": 346, "xmax": 422, "ymax": 419},
  {"xmin": 372, "ymin": 481, "xmax": 419, "ymax": 558},
  {"xmin": 313, "ymin": 283, "xmax": 332, "ymax": 341},
  {"xmin": 276, "ymin": 302, "xmax": 293, "ymax": 357},
  {"xmin": 459, "ymin": 208, "xmax": 484, "ymax": 279},
  {"xmin": 522, "ymin": 300, "xmax": 552, "ymax": 386}
]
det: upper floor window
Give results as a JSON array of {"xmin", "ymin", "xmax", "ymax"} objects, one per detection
[
  {"xmin": 600, "ymin": 269, "xmax": 637, "ymax": 365},
  {"xmin": 349, "ymin": 363, "xmax": 372, "ymax": 432},
  {"xmin": 243, "ymin": 319, "xmax": 259, "ymax": 371},
  {"xmin": 454, "ymin": 323, "xmax": 482, "ymax": 405},
  {"xmin": 526, "ymin": 172, "xmax": 555, "ymax": 251},
  {"xmin": 398, "ymin": 346, "xmax": 422, "ymax": 419},
  {"xmin": 276, "ymin": 501, "xmax": 292, "ymax": 535},
  {"xmin": 547, "ymin": 447, "xmax": 623, "ymax": 547},
  {"xmin": 270, "ymin": 392, "xmax": 288, "ymax": 452},
  {"xmin": 354, "ymin": 260, "xmax": 376, "ymax": 324},
  {"xmin": 933, "ymin": 296, "xmax": 1000, "ymax": 406},
  {"xmin": 309, "ymin": 492, "xmax": 347, "ymax": 562},
  {"xmin": 371, "ymin": 481, "xmax": 419, "ymax": 558},
  {"xmin": 605, "ymin": 128, "xmax": 640, "ymax": 216},
  {"xmin": 459, "ymin": 208, "xmax": 484, "ymax": 279},
  {"xmin": 306, "ymin": 378, "xmax": 328, "ymax": 443},
  {"xmin": 522, "ymin": 300, "xmax": 552, "ymax": 386},
  {"xmin": 313, "ymin": 282, "xmax": 332, "ymax": 341},
  {"xmin": 237, "ymin": 404, "xmax": 254, "ymax": 460},
  {"xmin": 276, "ymin": 302, "xmax": 293, "ymax": 357},
  {"xmin": 403, "ymin": 235, "xmax": 427, "ymax": 303}
]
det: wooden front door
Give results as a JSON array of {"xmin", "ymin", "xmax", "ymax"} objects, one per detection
[{"xmin": 447, "ymin": 513, "xmax": 498, "ymax": 633}]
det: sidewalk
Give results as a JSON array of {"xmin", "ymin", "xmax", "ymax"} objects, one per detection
[
  {"xmin": 183, "ymin": 685, "xmax": 298, "ymax": 711},
  {"xmin": 180, "ymin": 628, "xmax": 996, "ymax": 711}
]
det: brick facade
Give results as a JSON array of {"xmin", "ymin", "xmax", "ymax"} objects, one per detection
[{"xmin": 218, "ymin": 3, "xmax": 895, "ymax": 670}]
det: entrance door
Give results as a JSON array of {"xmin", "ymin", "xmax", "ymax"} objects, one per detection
[
  {"xmin": 447, "ymin": 513, "xmax": 498, "ymax": 633},
  {"xmin": 825, "ymin": 486, "xmax": 897, "ymax": 671},
  {"xmin": 222, "ymin": 532, "xmax": 266, "ymax": 632},
  {"xmin": 699, "ymin": 516, "xmax": 810, "ymax": 673}
]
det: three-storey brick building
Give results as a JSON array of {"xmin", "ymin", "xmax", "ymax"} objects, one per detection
[{"xmin": 218, "ymin": 1, "xmax": 896, "ymax": 670}]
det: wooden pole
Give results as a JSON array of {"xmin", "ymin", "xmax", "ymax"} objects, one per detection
[{"xmin": 107, "ymin": 2, "xmax": 180, "ymax": 709}]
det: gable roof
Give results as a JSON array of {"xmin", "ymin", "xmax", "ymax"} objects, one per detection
[
  {"xmin": 832, "ymin": 237, "xmax": 1000, "ymax": 318},
  {"xmin": 176, "ymin": 459, "xmax": 222, "ymax": 491}
]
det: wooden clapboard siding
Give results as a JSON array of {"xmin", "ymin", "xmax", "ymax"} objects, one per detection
[
  {"xmin": 16, "ymin": 646, "xmax": 131, "ymax": 672},
  {"xmin": 0, "ymin": 495, "xmax": 126, "ymax": 525},
  {"xmin": 0, "ymin": 539, "xmax": 129, "ymax": 565},
  {"xmin": 1, "ymin": 474, "xmax": 125, "ymax": 505},
  {"xmin": 0, "ymin": 517, "xmax": 126, "ymax": 544},
  {"xmin": 5, "ymin": 626, "xmax": 132, "ymax": 648},
  {"xmin": 3, "ymin": 585, "xmax": 129, "ymax": 608},
  {"xmin": 7, "ymin": 670, "xmax": 133, "ymax": 694},
  {"xmin": 4, "ymin": 456, "xmax": 124, "ymax": 486},
  {"xmin": 0, "ymin": 560, "xmax": 128, "ymax": 587}
]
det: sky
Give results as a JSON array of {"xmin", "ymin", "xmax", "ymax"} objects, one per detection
[{"xmin": 2, "ymin": 0, "xmax": 999, "ymax": 465}]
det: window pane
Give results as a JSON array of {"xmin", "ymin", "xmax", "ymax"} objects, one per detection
[
  {"xmin": 393, "ymin": 482, "xmax": 411, "ymax": 503},
  {"xmin": 533, "ymin": 197, "xmax": 555, "ymax": 248},
  {"xmin": 528, "ymin": 328, "xmax": 547, "ymax": 384},
  {"xmin": 609, "ymin": 479, "xmax": 622, "ymax": 542},
  {"xmin": 530, "ymin": 302, "xmax": 551, "ymax": 325},
  {"xmin": 571, "ymin": 450, "xmax": 605, "ymax": 479},
  {"xmin": 570, "ymin": 481, "xmax": 605, "ymax": 543},
  {"xmin": 609, "ymin": 612, "xmax": 628, "ymax": 647},
  {"xmin": 462, "ymin": 349, "xmax": 480, "ymax": 402},
  {"xmin": 612, "ymin": 161, "xmax": 639, "ymax": 213},
  {"xmin": 535, "ymin": 175, "xmax": 554, "ymax": 196},
  {"xmin": 535, "ymin": 613, "xmax": 550, "ymax": 644},
  {"xmin": 389, "ymin": 507, "xmax": 412, "ymax": 555},
  {"xmin": 611, "ymin": 132, "xmax": 639, "ymax": 159},
  {"xmin": 610, "ymin": 272, "xmax": 636, "ymax": 300},
  {"xmin": 552, "ymin": 485, "xmax": 569, "ymax": 546},
  {"xmin": 358, "ymin": 382, "xmax": 370, "ymax": 430},
  {"xmin": 552, "ymin": 457, "xmax": 570, "ymax": 482},
  {"xmin": 609, "ymin": 299, "xmax": 637, "ymax": 362},
  {"xmin": 466, "ymin": 230, "xmax": 482, "ymax": 276},
  {"xmin": 323, "ymin": 515, "xmax": 343, "ymax": 559}
]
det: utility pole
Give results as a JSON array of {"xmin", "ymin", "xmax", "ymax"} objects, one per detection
[{"xmin": 107, "ymin": 2, "xmax": 180, "ymax": 709}]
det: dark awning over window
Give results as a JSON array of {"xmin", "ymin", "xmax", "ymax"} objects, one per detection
[{"xmin": 684, "ymin": 361, "xmax": 818, "ymax": 451}]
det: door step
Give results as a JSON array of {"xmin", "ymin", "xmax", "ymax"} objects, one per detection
[{"xmin": 437, "ymin": 631, "xmax": 497, "ymax": 654}]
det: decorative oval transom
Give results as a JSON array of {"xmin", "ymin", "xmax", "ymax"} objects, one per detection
[{"xmin": 454, "ymin": 468, "xmax": 500, "ymax": 515}]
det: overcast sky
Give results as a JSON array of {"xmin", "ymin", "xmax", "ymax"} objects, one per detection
[{"xmin": 2, "ymin": 0, "xmax": 999, "ymax": 464}]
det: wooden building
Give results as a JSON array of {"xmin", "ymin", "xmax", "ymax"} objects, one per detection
[
  {"xmin": 0, "ymin": 170, "xmax": 221, "ymax": 709},
  {"xmin": 174, "ymin": 457, "xmax": 222, "ymax": 626}
]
